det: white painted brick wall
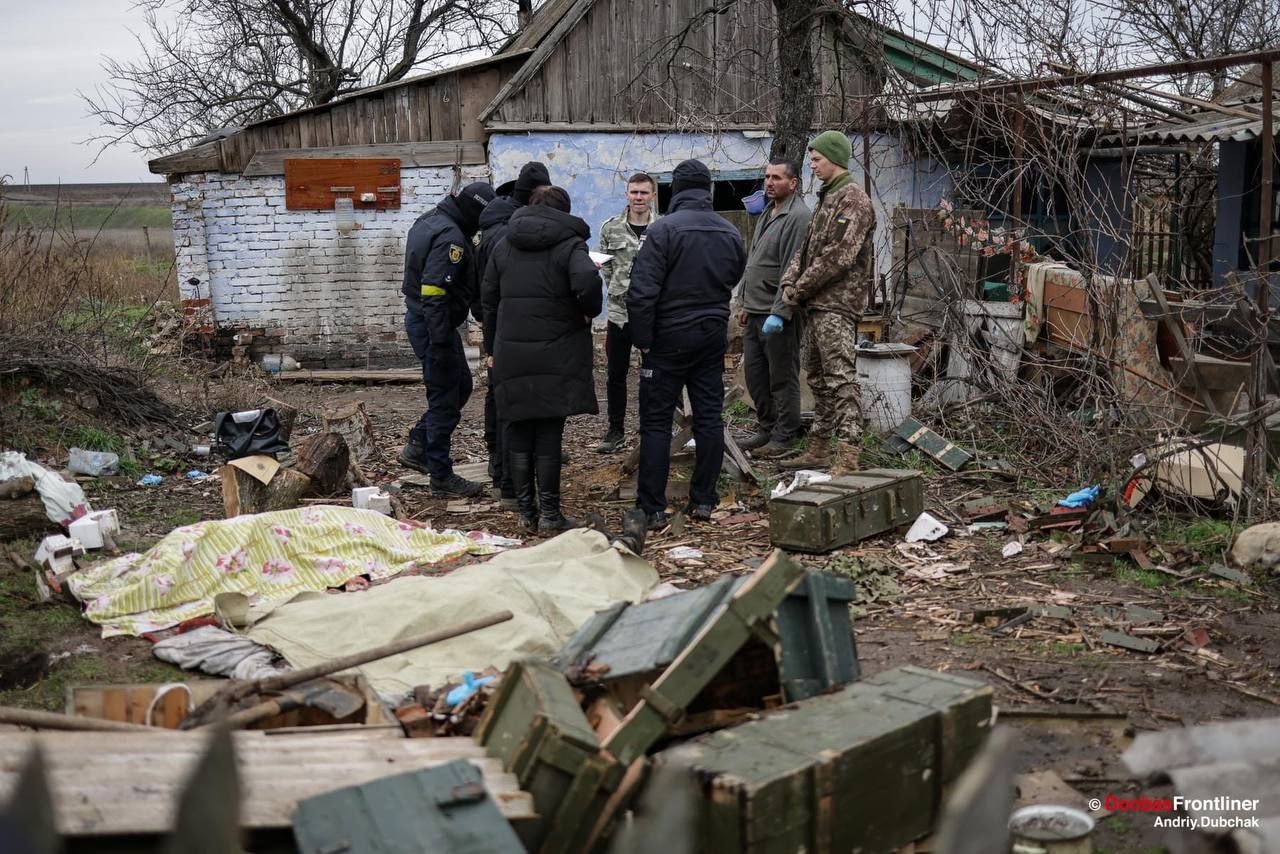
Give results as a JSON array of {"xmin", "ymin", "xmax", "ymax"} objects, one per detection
[{"xmin": 169, "ymin": 164, "xmax": 490, "ymax": 365}]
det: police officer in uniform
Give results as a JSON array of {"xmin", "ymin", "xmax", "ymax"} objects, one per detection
[{"xmin": 399, "ymin": 181, "xmax": 496, "ymax": 497}]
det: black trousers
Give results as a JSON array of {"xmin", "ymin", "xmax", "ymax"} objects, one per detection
[
  {"xmin": 507, "ymin": 417, "xmax": 566, "ymax": 456},
  {"xmin": 637, "ymin": 318, "xmax": 727, "ymax": 514},
  {"xmin": 742, "ymin": 311, "xmax": 803, "ymax": 443},
  {"xmin": 404, "ymin": 298, "xmax": 471, "ymax": 478},
  {"xmin": 484, "ymin": 369, "xmax": 512, "ymax": 493},
  {"xmin": 604, "ymin": 321, "xmax": 634, "ymax": 433}
]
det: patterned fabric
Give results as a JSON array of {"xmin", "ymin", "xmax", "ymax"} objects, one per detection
[
  {"xmin": 782, "ymin": 175, "xmax": 876, "ymax": 320},
  {"xmin": 67, "ymin": 507, "xmax": 491, "ymax": 637},
  {"xmin": 803, "ymin": 310, "xmax": 863, "ymax": 441},
  {"xmin": 598, "ymin": 205, "xmax": 659, "ymax": 326}
]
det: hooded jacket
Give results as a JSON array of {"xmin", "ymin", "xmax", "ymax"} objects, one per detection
[
  {"xmin": 481, "ymin": 205, "xmax": 603, "ymax": 422},
  {"xmin": 471, "ymin": 196, "xmax": 519, "ymax": 325},
  {"xmin": 625, "ymin": 189, "xmax": 747, "ymax": 352},
  {"xmin": 401, "ymin": 196, "xmax": 474, "ymax": 348}
]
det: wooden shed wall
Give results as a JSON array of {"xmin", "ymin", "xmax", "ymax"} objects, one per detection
[
  {"xmin": 489, "ymin": 0, "xmax": 877, "ymax": 128},
  {"xmin": 215, "ymin": 59, "xmax": 523, "ymax": 174}
]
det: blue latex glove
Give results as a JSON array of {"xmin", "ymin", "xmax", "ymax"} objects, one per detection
[
  {"xmin": 445, "ymin": 671, "xmax": 498, "ymax": 708},
  {"xmin": 761, "ymin": 314, "xmax": 785, "ymax": 336},
  {"xmin": 1057, "ymin": 484, "xmax": 1100, "ymax": 508}
]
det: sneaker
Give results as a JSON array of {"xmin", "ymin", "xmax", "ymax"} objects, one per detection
[
  {"xmin": 643, "ymin": 510, "xmax": 670, "ymax": 531},
  {"xmin": 739, "ymin": 430, "xmax": 771, "ymax": 451},
  {"xmin": 685, "ymin": 503, "xmax": 715, "ymax": 521},
  {"xmin": 595, "ymin": 428, "xmax": 624, "ymax": 454},
  {"xmin": 752, "ymin": 440, "xmax": 793, "ymax": 459},
  {"xmin": 430, "ymin": 473, "xmax": 485, "ymax": 498}
]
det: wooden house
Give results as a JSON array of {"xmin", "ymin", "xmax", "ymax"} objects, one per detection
[{"xmin": 149, "ymin": 0, "xmax": 982, "ymax": 366}]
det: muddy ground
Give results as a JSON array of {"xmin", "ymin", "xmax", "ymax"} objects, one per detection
[{"xmin": 3, "ymin": 363, "xmax": 1279, "ymax": 853}]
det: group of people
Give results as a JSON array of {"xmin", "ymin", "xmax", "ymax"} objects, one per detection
[{"xmin": 397, "ymin": 129, "xmax": 876, "ymax": 534}]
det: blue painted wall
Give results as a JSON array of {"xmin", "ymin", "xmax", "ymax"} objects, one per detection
[
  {"xmin": 1214, "ymin": 140, "xmax": 1249, "ymax": 286},
  {"xmin": 488, "ymin": 130, "xmax": 952, "ymax": 284}
]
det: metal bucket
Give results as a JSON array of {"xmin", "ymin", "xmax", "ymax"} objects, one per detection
[{"xmin": 1008, "ymin": 805, "xmax": 1095, "ymax": 854}]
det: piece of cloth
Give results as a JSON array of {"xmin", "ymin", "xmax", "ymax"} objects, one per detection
[
  {"xmin": 637, "ymin": 318, "xmax": 727, "ymax": 514},
  {"xmin": 482, "ymin": 204, "xmax": 602, "ymax": 422},
  {"xmin": 401, "ymin": 201, "xmax": 475, "ymax": 347},
  {"xmin": 804, "ymin": 310, "xmax": 862, "ymax": 441},
  {"xmin": 404, "ymin": 302, "xmax": 472, "ymax": 478},
  {"xmin": 0, "ymin": 451, "xmax": 89, "ymax": 527},
  {"xmin": 739, "ymin": 193, "xmax": 811, "ymax": 320},
  {"xmin": 808, "ymin": 130, "xmax": 853, "ymax": 168},
  {"xmin": 245, "ymin": 528, "xmax": 658, "ymax": 695},
  {"xmin": 670, "ymin": 158, "xmax": 712, "ymax": 196},
  {"xmin": 508, "ymin": 417, "xmax": 566, "ymax": 457},
  {"xmin": 67, "ymin": 507, "xmax": 490, "ymax": 637},
  {"xmin": 626, "ymin": 188, "xmax": 747, "ymax": 351},
  {"xmin": 781, "ymin": 177, "xmax": 875, "ymax": 321},
  {"xmin": 511, "ymin": 161, "xmax": 551, "ymax": 206},
  {"xmin": 152, "ymin": 625, "xmax": 287, "ymax": 681},
  {"xmin": 743, "ymin": 311, "xmax": 803, "ymax": 443},
  {"xmin": 598, "ymin": 204, "xmax": 659, "ymax": 326},
  {"xmin": 605, "ymin": 320, "xmax": 635, "ymax": 433},
  {"xmin": 1023, "ymin": 261, "xmax": 1068, "ymax": 344}
]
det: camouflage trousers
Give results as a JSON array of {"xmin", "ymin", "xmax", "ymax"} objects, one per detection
[{"xmin": 802, "ymin": 310, "xmax": 862, "ymax": 441}]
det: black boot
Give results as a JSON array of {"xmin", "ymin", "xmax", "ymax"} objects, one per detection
[
  {"xmin": 618, "ymin": 508, "xmax": 649, "ymax": 554},
  {"xmin": 508, "ymin": 452, "xmax": 539, "ymax": 531},
  {"xmin": 398, "ymin": 435, "xmax": 431, "ymax": 475},
  {"xmin": 536, "ymin": 453, "xmax": 577, "ymax": 533}
]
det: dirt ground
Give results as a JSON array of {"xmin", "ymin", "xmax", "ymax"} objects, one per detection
[{"xmin": 4, "ymin": 362, "xmax": 1279, "ymax": 853}]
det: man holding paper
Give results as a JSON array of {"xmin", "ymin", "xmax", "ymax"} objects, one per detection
[{"xmin": 594, "ymin": 172, "xmax": 660, "ymax": 453}]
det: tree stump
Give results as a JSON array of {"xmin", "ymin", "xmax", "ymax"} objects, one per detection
[
  {"xmin": 221, "ymin": 467, "xmax": 313, "ymax": 517},
  {"xmin": 261, "ymin": 397, "xmax": 298, "ymax": 442},
  {"xmin": 0, "ymin": 493, "xmax": 55, "ymax": 541},
  {"xmin": 322, "ymin": 401, "xmax": 376, "ymax": 462},
  {"xmin": 293, "ymin": 433, "xmax": 351, "ymax": 497}
]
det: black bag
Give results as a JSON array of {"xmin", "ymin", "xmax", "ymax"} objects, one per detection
[{"xmin": 213, "ymin": 409, "xmax": 291, "ymax": 459}]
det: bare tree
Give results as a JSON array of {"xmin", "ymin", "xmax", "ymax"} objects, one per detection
[{"xmin": 83, "ymin": 0, "xmax": 520, "ymax": 155}]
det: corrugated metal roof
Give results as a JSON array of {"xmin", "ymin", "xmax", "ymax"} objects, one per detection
[{"xmin": 1109, "ymin": 105, "xmax": 1273, "ymax": 144}]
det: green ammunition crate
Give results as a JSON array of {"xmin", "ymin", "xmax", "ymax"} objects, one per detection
[
  {"xmin": 663, "ymin": 665, "xmax": 993, "ymax": 853},
  {"xmin": 473, "ymin": 659, "xmax": 622, "ymax": 852},
  {"xmin": 768, "ymin": 468, "xmax": 923, "ymax": 553}
]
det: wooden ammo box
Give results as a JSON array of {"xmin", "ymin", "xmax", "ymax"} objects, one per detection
[
  {"xmin": 554, "ymin": 571, "xmax": 857, "ymax": 712},
  {"xmin": 473, "ymin": 658, "xmax": 623, "ymax": 852},
  {"xmin": 662, "ymin": 665, "xmax": 993, "ymax": 853},
  {"xmin": 292, "ymin": 759, "xmax": 525, "ymax": 854},
  {"xmin": 769, "ymin": 468, "xmax": 923, "ymax": 553}
]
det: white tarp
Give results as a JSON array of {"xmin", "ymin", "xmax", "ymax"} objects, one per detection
[{"xmin": 245, "ymin": 528, "xmax": 658, "ymax": 696}]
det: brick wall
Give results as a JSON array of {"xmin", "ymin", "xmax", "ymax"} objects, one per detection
[{"xmin": 169, "ymin": 165, "xmax": 488, "ymax": 368}]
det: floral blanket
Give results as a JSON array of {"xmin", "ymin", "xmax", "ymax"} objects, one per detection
[{"xmin": 67, "ymin": 506, "xmax": 491, "ymax": 637}]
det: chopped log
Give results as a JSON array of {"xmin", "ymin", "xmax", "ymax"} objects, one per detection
[
  {"xmin": 322, "ymin": 401, "xmax": 376, "ymax": 462},
  {"xmin": 0, "ymin": 493, "xmax": 53, "ymax": 542},
  {"xmin": 260, "ymin": 396, "xmax": 298, "ymax": 441},
  {"xmin": 220, "ymin": 466, "xmax": 312, "ymax": 517},
  {"xmin": 0, "ymin": 475, "xmax": 35, "ymax": 500},
  {"xmin": 292, "ymin": 433, "xmax": 350, "ymax": 496}
]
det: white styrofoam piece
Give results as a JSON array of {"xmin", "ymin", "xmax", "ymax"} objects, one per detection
[
  {"xmin": 69, "ymin": 515, "xmax": 105, "ymax": 549},
  {"xmin": 905, "ymin": 512, "xmax": 949, "ymax": 543},
  {"xmin": 90, "ymin": 509, "xmax": 120, "ymax": 536},
  {"xmin": 366, "ymin": 493, "xmax": 393, "ymax": 515},
  {"xmin": 352, "ymin": 486, "xmax": 381, "ymax": 509}
]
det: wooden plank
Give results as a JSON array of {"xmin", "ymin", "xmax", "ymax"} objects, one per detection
[
  {"xmin": 566, "ymin": 10, "xmax": 594, "ymax": 122},
  {"xmin": 272, "ymin": 368, "xmax": 422, "ymax": 383},
  {"xmin": 148, "ymin": 141, "xmax": 223, "ymax": 175},
  {"xmin": 284, "ymin": 158, "xmax": 402, "ymax": 211},
  {"xmin": 477, "ymin": 0, "xmax": 595, "ymax": 123},
  {"xmin": 542, "ymin": 45, "xmax": 570, "ymax": 121},
  {"xmin": 102, "ymin": 689, "xmax": 126, "ymax": 724},
  {"xmin": 412, "ymin": 84, "xmax": 433, "ymax": 140},
  {"xmin": 430, "ymin": 75, "xmax": 463, "ymax": 141},
  {"xmin": 315, "ymin": 109, "xmax": 334, "ymax": 148},
  {"xmin": 1145, "ymin": 273, "xmax": 1222, "ymax": 417},
  {"xmin": 458, "ymin": 68, "xmax": 500, "ymax": 139}
]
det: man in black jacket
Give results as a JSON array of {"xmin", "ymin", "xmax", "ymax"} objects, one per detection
[
  {"xmin": 627, "ymin": 160, "xmax": 747, "ymax": 528},
  {"xmin": 399, "ymin": 181, "xmax": 496, "ymax": 497},
  {"xmin": 475, "ymin": 162, "xmax": 551, "ymax": 506}
]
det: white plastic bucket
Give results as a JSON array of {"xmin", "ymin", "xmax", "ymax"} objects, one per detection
[
  {"xmin": 951, "ymin": 299, "xmax": 1024, "ymax": 381},
  {"xmin": 856, "ymin": 343, "xmax": 916, "ymax": 435}
]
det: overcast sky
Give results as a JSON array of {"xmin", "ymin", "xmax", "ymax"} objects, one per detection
[{"xmin": 0, "ymin": 2, "xmax": 158, "ymax": 184}]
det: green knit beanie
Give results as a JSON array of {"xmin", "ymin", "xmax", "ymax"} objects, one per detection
[{"xmin": 808, "ymin": 130, "xmax": 852, "ymax": 168}]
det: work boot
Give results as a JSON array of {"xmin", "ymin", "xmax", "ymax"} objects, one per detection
[
  {"xmin": 618, "ymin": 508, "xmax": 649, "ymax": 554},
  {"xmin": 397, "ymin": 437, "xmax": 432, "ymax": 476},
  {"xmin": 430, "ymin": 472, "xmax": 485, "ymax": 498},
  {"xmin": 508, "ymin": 452, "xmax": 539, "ymax": 530},
  {"xmin": 536, "ymin": 454, "xmax": 578, "ymax": 533},
  {"xmin": 779, "ymin": 443, "xmax": 834, "ymax": 470},
  {"xmin": 739, "ymin": 429, "xmax": 771, "ymax": 451},
  {"xmin": 685, "ymin": 503, "xmax": 715, "ymax": 522},
  {"xmin": 595, "ymin": 428, "xmax": 624, "ymax": 454},
  {"xmin": 752, "ymin": 440, "xmax": 793, "ymax": 459},
  {"xmin": 642, "ymin": 509, "xmax": 670, "ymax": 531}
]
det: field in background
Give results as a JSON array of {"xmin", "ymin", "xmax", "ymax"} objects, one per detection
[{"xmin": 1, "ymin": 182, "xmax": 174, "ymax": 254}]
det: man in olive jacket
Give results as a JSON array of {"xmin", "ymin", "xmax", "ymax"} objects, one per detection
[
  {"xmin": 780, "ymin": 130, "xmax": 876, "ymax": 470},
  {"xmin": 737, "ymin": 158, "xmax": 811, "ymax": 459}
]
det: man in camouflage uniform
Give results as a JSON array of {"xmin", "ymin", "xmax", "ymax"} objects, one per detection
[
  {"xmin": 779, "ymin": 130, "xmax": 876, "ymax": 470},
  {"xmin": 594, "ymin": 173, "xmax": 660, "ymax": 453}
]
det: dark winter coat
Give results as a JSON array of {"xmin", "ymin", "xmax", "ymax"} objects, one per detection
[
  {"xmin": 472, "ymin": 196, "xmax": 519, "ymax": 326},
  {"xmin": 401, "ymin": 197, "xmax": 474, "ymax": 348},
  {"xmin": 481, "ymin": 205, "xmax": 603, "ymax": 421},
  {"xmin": 625, "ymin": 189, "xmax": 747, "ymax": 351}
]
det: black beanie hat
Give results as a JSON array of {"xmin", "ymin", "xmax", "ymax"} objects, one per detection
[
  {"xmin": 453, "ymin": 182, "xmax": 495, "ymax": 233},
  {"xmin": 671, "ymin": 159, "xmax": 711, "ymax": 196},
  {"xmin": 512, "ymin": 161, "xmax": 552, "ymax": 206}
]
